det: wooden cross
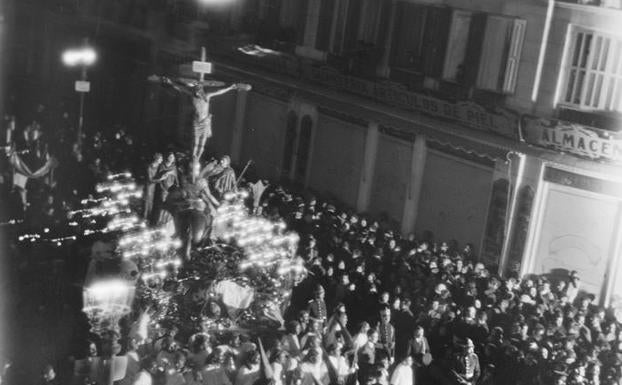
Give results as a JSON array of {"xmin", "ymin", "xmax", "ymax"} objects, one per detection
[{"xmin": 192, "ymin": 46, "xmax": 213, "ymax": 82}]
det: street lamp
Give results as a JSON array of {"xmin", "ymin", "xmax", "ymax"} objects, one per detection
[{"xmin": 62, "ymin": 44, "xmax": 97, "ymax": 149}]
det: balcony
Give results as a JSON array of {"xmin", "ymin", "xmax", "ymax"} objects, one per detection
[{"xmin": 557, "ymin": 0, "xmax": 622, "ymax": 9}]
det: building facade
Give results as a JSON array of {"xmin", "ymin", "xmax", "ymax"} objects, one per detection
[{"xmin": 5, "ymin": 0, "xmax": 622, "ymax": 306}]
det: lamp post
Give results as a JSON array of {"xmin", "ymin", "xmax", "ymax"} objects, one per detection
[{"xmin": 62, "ymin": 43, "xmax": 96, "ymax": 149}]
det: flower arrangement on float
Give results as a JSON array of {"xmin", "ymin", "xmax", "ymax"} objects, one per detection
[
  {"xmin": 145, "ymin": 190, "xmax": 306, "ymax": 337},
  {"xmin": 16, "ymin": 168, "xmax": 305, "ymax": 339},
  {"xmin": 71, "ymin": 172, "xmax": 305, "ymax": 340}
]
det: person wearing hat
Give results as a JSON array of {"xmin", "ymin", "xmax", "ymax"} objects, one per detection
[
  {"xmin": 377, "ymin": 307, "xmax": 396, "ymax": 363},
  {"xmin": 308, "ymin": 285, "xmax": 328, "ymax": 326},
  {"xmin": 406, "ymin": 325, "xmax": 431, "ymax": 384},
  {"xmin": 449, "ymin": 338, "xmax": 480, "ymax": 385}
]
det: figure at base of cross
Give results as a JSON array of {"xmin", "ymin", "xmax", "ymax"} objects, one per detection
[{"xmin": 149, "ymin": 74, "xmax": 251, "ymax": 162}]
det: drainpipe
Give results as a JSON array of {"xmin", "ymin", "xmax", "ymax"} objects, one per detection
[
  {"xmin": 530, "ymin": 0, "xmax": 555, "ymax": 109},
  {"xmin": 499, "ymin": 152, "xmax": 526, "ymax": 277}
]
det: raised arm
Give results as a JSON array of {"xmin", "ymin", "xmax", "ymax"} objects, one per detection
[
  {"xmin": 150, "ymin": 75, "xmax": 195, "ymax": 96},
  {"xmin": 166, "ymin": 77, "xmax": 196, "ymax": 96},
  {"xmin": 205, "ymin": 84, "xmax": 238, "ymax": 100}
]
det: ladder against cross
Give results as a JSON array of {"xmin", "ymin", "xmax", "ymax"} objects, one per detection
[{"xmin": 192, "ymin": 47, "xmax": 213, "ymax": 82}]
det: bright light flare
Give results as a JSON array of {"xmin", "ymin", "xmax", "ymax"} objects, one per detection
[
  {"xmin": 85, "ymin": 279, "xmax": 132, "ymax": 298},
  {"xmin": 82, "ymin": 279, "xmax": 135, "ymax": 318},
  {"xmin": 62, "ymin": 47, "xmax": 97, "ymax": 66}
]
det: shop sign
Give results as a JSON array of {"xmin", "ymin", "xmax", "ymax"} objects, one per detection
[{"xmin": 522, "ymin": 116, "xmax": 622, "ymax": 162}]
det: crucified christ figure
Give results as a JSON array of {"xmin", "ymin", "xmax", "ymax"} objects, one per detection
[{"xmin": 153, "ymin": 75, "xmax": 250, "ymax": 161}]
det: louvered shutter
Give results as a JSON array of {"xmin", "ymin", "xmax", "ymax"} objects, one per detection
[
  {"xmin": 477, "ymin": 15, "xmax": 512, "ymax": 91},
  {"xmin": 316, "ymin": 0, "xmax": 335, "ymax": 51},
  {"xmin": 422, "ymin": 6, "xmax": 451, "ymax": 78},
  {"xmin": 502, "ymin": 19, "xmax": 526, "ymax": 93},
  {"xmin": 442, "ymin": 10, "xmax": 472, "ymax": 81},
  {"xmin": 390, "ymin": 2, "xmax": 427, "ymax": 71},
  {"xmin": 296, "ymin": 0, "xmax": 310, "ymax": 45},
  {"xmin": 342, "ymin": 0, "xmax": 362, "ymax": 53},
  {"xmin": 462, "ymin": 12, "xmax": 486, "ymax": 86}
]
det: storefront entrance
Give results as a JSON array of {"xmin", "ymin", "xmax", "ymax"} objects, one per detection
[{"xmin": 523, "ymin": 166, "xmax": 622, "ymax": 304}]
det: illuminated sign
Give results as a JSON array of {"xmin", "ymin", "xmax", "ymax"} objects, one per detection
[{"xmin": 522, "ymin": 116, "xmax": 622, "ymax": 162}]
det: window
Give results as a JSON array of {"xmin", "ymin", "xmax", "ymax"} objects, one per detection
[
  {"xmin": 561, "ymin": 27, "xmax": 622, "ymax": 112},
  {"xmin": 279, "ymin": 0, "xmax": 298, "ymax": 28},
  {"xmin": 390, "ymin": 4, "xmax": 451, "ymax": 76},
  {"xmin": 257, "ymin": 0, "xmax": 280, "ymax": 22},
  {"xmin": 302, "ymin": 0, "xmax": 321, "ymax": 47},
  {"xmin": 390, "ymin": 3, "xmax": 427, "ymax": 71},
  {"xmin": 330, "ymin": 0, "xmax": 349, "ymax": 54},
  {"xmin": 358, "ymin": 0, "xmax": 383, "ymax": 45},
  {"xmin": 443, "ymin": 10, "xmax": 472, "ymax": 82},
  {"xmin": 329, "ymin": 0, "xmax": 363, "ymax": 54},
  {"xmin": 476, "ymin": 16, "xmax": 526, "ymax": 94}
]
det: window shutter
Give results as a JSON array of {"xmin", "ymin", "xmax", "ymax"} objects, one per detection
[
  {"xmin": 462, "ymin": 13, "xmax": 486, "ymax": 86},
  {"xmin": 358, "ymin": 0, "xmax": 381, "ymax": 45},
  {"xmin": 267, "ymin": 0, "xmax": 282, "ymax": 24},
  {"xmin": 390, "ymin": 3, "xmax": 427, "ymax": 70},
  {"xmin": 316, "ymin": 0, "xmax": 335, "ymax": 51},
  {"xmin": 342, "ymin": 0, "xmax": 362, "ymax": 53},
  {"xmin": 296, "ymin": 0, "xmax": 310, "ymax": 45},
  {"xmin": 330, "ymin": 0, "xmax": 349, "ymax": 54},
  {"xmin": 376, "ymin": 0, "xmax": 395, "ymax": 57},
  {"xmin": 422, "ymin": 6, "xmax": 452, "ymax": 78},
  {"xmin": 442, "ymin": 10, "xmax": 472, "ymax": 82},
  {"xmin": 258, "ymin": 0, "xmax": 268, "ymax": 20},
  {"xmin": 279, "ymin": 0, "xmax": 298, "ymax": 28},
  {"xmin": 477, "ymin": 15, "xmax": 512, "ymax": 91},
  {"xmin": 502, "ymin": 19, "xmax": 526, "ymax": 93}
]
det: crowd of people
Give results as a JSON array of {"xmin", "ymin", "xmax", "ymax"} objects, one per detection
[
  {"xmin": 2, "ymin": 104, "xmax": 622, "ymax": 385},
  {"xmin": 0, "ymin": 110, "xmax": 142, "ymax": 227},
  {"xmin": 250, "ymin": 185, "xmax": 621, "ymax": 385},
  {"xmin": 50, "ymin": 162, "xmax": 622, "ymax": 385},
  {"xmin": 0, "ymin": 105, "xmax": 148, "ymax": 385}
]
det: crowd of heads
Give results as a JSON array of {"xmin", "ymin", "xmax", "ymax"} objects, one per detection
[
  {"xmin": 3, "ymin": 104, "xmax": 622, "ymax": 385},
  {"xmin": 0, "ymin": 106, "xmax": 141, "ymax": 227},
  {"xmin": 250, "ymin": 186, "xmax": 622, "ymax": 385},
  {"xmin": 59, "ymin": 178, "xmax": 621, "ymax": 385}
]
